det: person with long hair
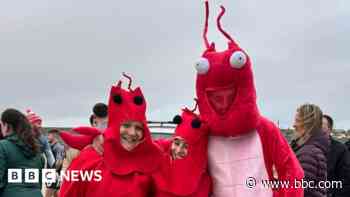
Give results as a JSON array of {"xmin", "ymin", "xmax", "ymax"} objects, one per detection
[
  {"xmin": 291, "ymin": 104, "xmax": 329, "ymax": 197},
  {"xmin": 0, "ymin": 108, "xmax": 45, "ymax": 197}
]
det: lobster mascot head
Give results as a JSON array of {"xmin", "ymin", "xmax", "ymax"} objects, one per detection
[{"xmin": 195, "ymin": 1, "xmax": 260, "ymax": 137}]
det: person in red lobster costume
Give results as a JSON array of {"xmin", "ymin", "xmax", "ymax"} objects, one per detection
[
  {"xmin": 59, "ymin": 74, "xmax": 163, "ymax": 197},
  {"xmin": 193, "ymin": 1, "xmax": 304, "ymax": 196},
  {"xmin": 153, "ymin": 102, "xmax": 212, "ymax": 197}
]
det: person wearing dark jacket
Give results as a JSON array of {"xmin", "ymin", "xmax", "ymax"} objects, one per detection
[
  {"xmin": 291, "ymin": 103, "xmax": 329, "ymax": 197},
  {"xmin": 0, "ymin": 108, "xmax": 45, "ymax": 197},
  {"xmin": 322, "ymin": 114, "xmax": 350, "ymax": 197},
  {"xmin": 345, "ymin": 140, "xmax": 350, "ymax": 151}
]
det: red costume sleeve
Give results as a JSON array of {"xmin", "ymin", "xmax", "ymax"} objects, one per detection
[
  {"xmin": 258, "ymin": 117, "xmax": 304, "ymax": 197},
  {"xmin": 59, "ymin": 146, "xmax": 101, "ymax": 197},
  {"xmin": 153, "ymin": 138, "xmax": 172, "ymax": 153},
  {"xmin": 60, "ymin": 127, "xmax": 102, "ymax": 150}
]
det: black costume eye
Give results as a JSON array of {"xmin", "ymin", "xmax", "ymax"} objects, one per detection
[
  {"xmin": 134, "ymin": 96, "xmax": 144, "ymax": 105},
  {"xmin": 191, "ymin": 119, "xmax": 201, "ymax": 129},
  {"xmin": 172, "ymin": 115, "xmax": 182, "ymax": 124},
  {"xmin": 113, "ymin": 94, "xmax": 122, "ymax": 104}
]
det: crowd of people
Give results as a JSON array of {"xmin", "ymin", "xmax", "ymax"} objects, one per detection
[
  {"xmin": 0, "ymin": 103, "xmax": 108, "ymax": 197},
  {"xmin": 0, "ymin": 101, "xmax": 349, "ymax": 197},
  {"xmin": 0, "ymin": 1, "xmax": 349, "ymax": 196},
  {"xmin": 290, "ymin": 104, "xmax": 350, "ymax": 197}
]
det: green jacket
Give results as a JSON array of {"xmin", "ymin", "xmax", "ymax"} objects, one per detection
[{"xmin": 0, "ymin": 132, "xmax": 45, "ymax": 197}]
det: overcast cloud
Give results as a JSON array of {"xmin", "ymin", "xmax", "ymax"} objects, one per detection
[{"xmin": 0, "ymin": 0, "xmax": 348, "ymax": 129}]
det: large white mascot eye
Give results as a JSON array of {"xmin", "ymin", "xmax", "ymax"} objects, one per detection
[
  {"xmin": 195, "ymin": 57, "xmax": 210, "ymax": 74},
  {"xmin": 229, "ymin": 51, "xmax": 247, "ymax": 69}
]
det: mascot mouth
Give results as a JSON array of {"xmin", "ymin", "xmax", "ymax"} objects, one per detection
[{"xmin": 206, "ymin": 85, "xmax": 236, "ymax": 116}]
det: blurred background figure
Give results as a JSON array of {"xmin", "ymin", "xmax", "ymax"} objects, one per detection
[
  {"xmin": 0, "ymin": 126, "xmax": 3, "ymax": 140},
  {"xmin": 26, "ymin": 109, "xmax": 56, "ymax": 196},
  {"xmin": 291, "ymin": 103, "xmax": 329, "ymax": 197},
  {"xmin": 91, "ymin": 103, "xmax": 108, "ymax": 129},
  {"xmin": 61, "ymin": 143, "xmax": 79, "ymax": 175},
  {"xmin": 346, "ymin": 140, "xmax": 350, "ymax": 151},
  {"xmin": 0, "ymin": 108, "xmax": 45, "ymax": 197},
  {"xmin": 90, "ymin": 103, "xmax": 108, "ymax": 155},
  {"xmin": 323, "ymin": 114, "xmax": 350, "ymax": 197},
  {"xmin": 61, "ymin": 103, "xmax": 108, "ymax": 176},
  {"xmin": 26, "ymin": 109, "xmax": 56, "ymax": 168},
  {"xmin": 45, "ymin": 129, "xmax": 65, "ymax": 197}
]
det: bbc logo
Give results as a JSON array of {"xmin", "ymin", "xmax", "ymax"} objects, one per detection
[{"xmin": 8, "ymin": 169, "xmax": 57, "ymax": 183}]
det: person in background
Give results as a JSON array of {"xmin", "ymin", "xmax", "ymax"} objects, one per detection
[
  {"xmin": 45, "ymin": 129, "xmax": 65, "ymax": 197},
  {"xmin": 61, "ymin": 143, "xmax": 79, "ymax": 174},
  {"xmin": 26, "ymin": 109, "xmax": 56, "ymax": 168},
  {"xmin": 0, "ymin": 108, "xmax": 45, "ymax": 197},
  {"xmin": 89, "ymin": 114, "xmax": 94, "ymax": 126},
  {"xmin": 90, "ymin": 103, "xmax": 108, "ymax": 155},
  {"xmin": 26, "ymin": 109, "xmax": 56, "ymax": 196},
  {"xmin": 345, "ymin": 131, "xmax": 350, "ymax": 151},
  {"xmin": 322, "ymin": 114, "xmax": 350, "ymax": 197},
  {"xmin": 291, "ymin": 103, "xmax": 329, "ymax": 197},
  {"xmin": 91, "ymin": 103, "xmax": 108, "ymax": 129},
  {"xmin": 61, "ymin": 102, "xmax": 108, "ymax": 174},
  {"xmin": 346, "ymin": 140, "xmax": 350, "ymax": 151}
]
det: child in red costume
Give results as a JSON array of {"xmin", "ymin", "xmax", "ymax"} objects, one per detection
[
  {"xmin": 153, "ymin": 105, "xmax": 212, "ymax": 197},
  {"xmin": 59, "ymin": 74, "xmax": 163, "ymax": 197},
  {"xmin": 193, "ymin": 1, "xmax": 304, "ymax": 197}
]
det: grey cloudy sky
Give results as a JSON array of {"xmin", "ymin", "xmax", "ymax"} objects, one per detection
[{"xmin": 0, "ymin": 0, "xmax": 349, "ymax": 129}]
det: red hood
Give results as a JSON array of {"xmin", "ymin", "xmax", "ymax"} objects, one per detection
[
  {"xmin": 103, "ymin": 81, "xmax": 162, "ymax": 175},
  {"xmin": 195, "ymin": 1, "xmax": 260, "ymax": 136},
  {"xmin": 196, "ymin": 43, "xmax": 260, "ymax": 137},
  {"xmin": 154, "ymin": 109, "xmax": 209, "ymax": 195}
]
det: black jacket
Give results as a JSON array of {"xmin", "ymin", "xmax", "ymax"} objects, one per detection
[
  {"xmin": 345, "ymin": 140, "xmax": 350, "ymax": 151},
  {"xmin": 327, "ymin": 137, "xmax": 350, "ymax": 197},
  {"xmin": 292, "ymin": 130, "xmax": 329, "ymax": 197}
]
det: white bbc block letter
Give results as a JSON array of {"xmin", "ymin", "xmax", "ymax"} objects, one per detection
[
  {"xmin": 25, "ymin": 169, "xmax": 39, "ymax": 183},
  {"xmin": 8, "ymin": 169, "xmax": 22, "ymax": 183},
  {"xmin": 42, "ymin": 169, "xmax": 56, "ymax": 184}
]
